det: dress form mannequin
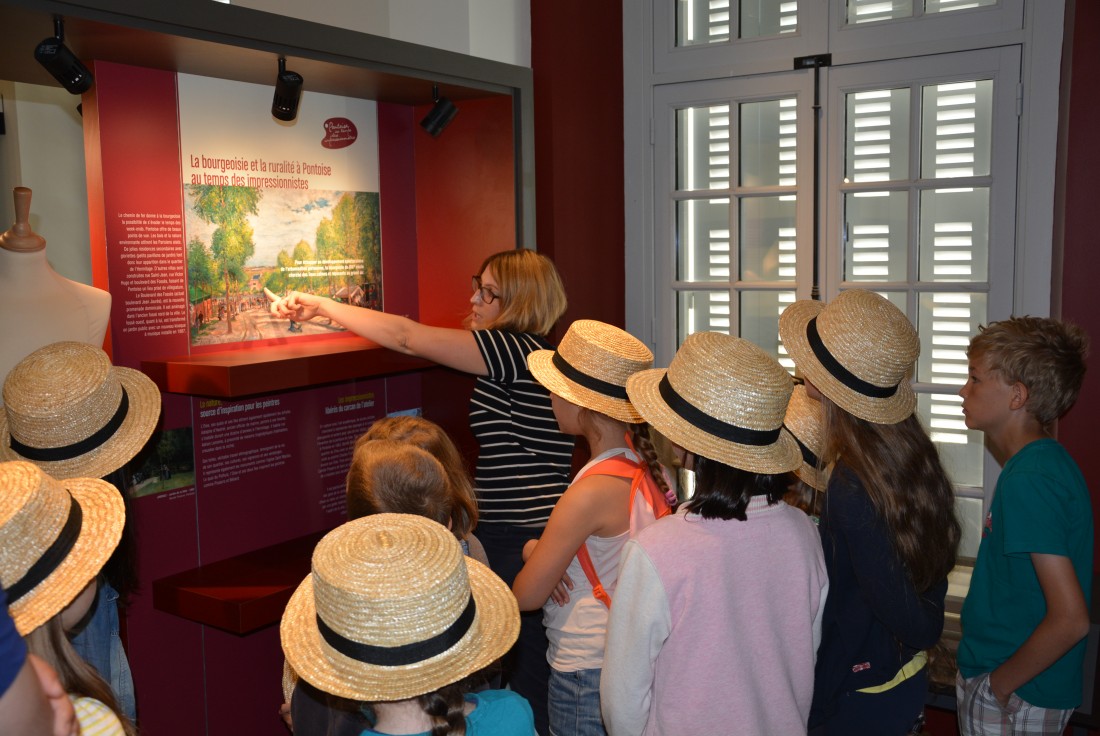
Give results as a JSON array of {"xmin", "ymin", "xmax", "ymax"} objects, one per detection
[{"xmin": 0, "ymin": 187, "xmax": 111, "ymax": 398}]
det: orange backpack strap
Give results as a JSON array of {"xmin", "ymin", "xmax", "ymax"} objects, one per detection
[
  {"xmin": 573, "ymin": 455, "xmax": 647, "ymax": 609},
  {"xmin": 576, "ymin": 544, "xmax": 613, "ymax": 608}
]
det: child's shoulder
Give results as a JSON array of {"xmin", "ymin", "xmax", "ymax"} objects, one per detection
[
  {"xmin": 1005, "ymin": 438, "xmax": 1082, "ymax": 476},
  {"xmin": 467, "ymin": 689, "xmax": 535, "ymax": 733},
  {"xmin": 1001, "ymin": 439, "xmax": 1088, "ymax": 503}
]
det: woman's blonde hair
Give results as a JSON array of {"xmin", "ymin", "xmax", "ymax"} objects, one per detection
[
  {"xmin": 26, "ymin": 616, "xmax": 137, "ymax": 736},
  {"xmin": 353, "ymin": 416, "xmax": 477, "ymax": 538},
  {"xmin": 471, "ymin": 249, "xmax": 567, "ymax": 336}
]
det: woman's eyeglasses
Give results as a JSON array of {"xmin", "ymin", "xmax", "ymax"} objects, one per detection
[{"xmin": 471, "ymin": 275, "xmax": 500, "ymax": 304}]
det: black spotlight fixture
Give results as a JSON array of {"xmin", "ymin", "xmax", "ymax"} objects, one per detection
[
  {"xmin": 420, "ymin": 85, "xmax": 457, "ymax": 137},
  {"xmin": 34, "ymin": 16, "xmax": 94, "ymax": 95},
  {"xmin": 272, "ymin": 57, "xmax": 304, "ymax": 122}
]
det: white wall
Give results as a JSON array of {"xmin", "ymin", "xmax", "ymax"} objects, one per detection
[
  {"xmin": 0, "ymin": 81, "xmax": 92, "ymax": 284},
  {"xmin": 232, "ymin": 0, "xmax": 531, "ymax": 65}
]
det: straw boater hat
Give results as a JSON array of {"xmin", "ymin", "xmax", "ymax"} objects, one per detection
[
  {"xmin": 0, "ymin": 461, "xmax": 125, "ymax": 635},
  {"xmin": 527, "ymin": 319, "xmax": 653, "ymax": 423},
  {"xmin": 625, "ymin": 332, "xmax": 801, "ymax": 474},
  {"xmin": 784, "ymin": 385, "xmax": 827, "ymax": 492},
  {"xmin": 0, "ymin": 341, "xmax": 161, "ymax": 479},
  {"xmin": 778, "ymin": 289, "xmax": 919, "ymax": 425},
  {"xmin": 281, "ymin": 513, "xmax": 520, "ymax": 702}
]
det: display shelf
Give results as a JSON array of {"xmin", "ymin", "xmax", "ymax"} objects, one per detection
[
  {"xmin": 151, "ymin": 530, "xmax": 326, "ymax": 634},
  {"xmin": 141, "ymin": 338, "xmax": 432, "ymax": 398}
]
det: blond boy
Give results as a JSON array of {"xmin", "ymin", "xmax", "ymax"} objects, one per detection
[{"xmin": 957, "ymin": 316, "xmax": 1091, "ymax": 734}]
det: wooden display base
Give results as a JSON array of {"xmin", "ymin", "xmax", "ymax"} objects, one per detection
[
  {"xmin": 141, "ymin": 338, "xmax": 432, "ymax": 398},
  {"xmin": 151, "ymin": 530, "xmax": 326, "ymax": 634}
]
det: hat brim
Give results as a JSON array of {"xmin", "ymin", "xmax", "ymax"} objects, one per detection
[
  {"xmin": 794, "ymin": 463, "xmax": 827, "ymax": 492},
  {"xmin": 280, "ymin": 556, "xmax": 520, "ymax": 702},
  {"xmin": 778, "ymin": 300, "xmax": 916, "ymax": 425},
  {"xmin": 8, "ymin": 476, "xmax": 125, "ymax": 636},
  {"xmin": 626, "ymin": 369, "xmax": 801, "ymax": 475},
  {"xmin": 0, "ymin": 366, "xmax": 161, "ymax": 479},
  {"xmin": 528, "ymin": 350, "xmax": 643, "ymax": 424}
]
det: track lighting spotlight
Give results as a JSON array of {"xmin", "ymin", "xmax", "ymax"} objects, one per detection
[
  {"xmin": 272, "ymin": 57, "xmax": 304, "ymax": 122},
  {"xmin": 34, "ymin": 17, "xmax": 94, "ymax": 95},
  {"xmin": 420, "ymin": 85, "xmax": 457, "ymax": 137}
]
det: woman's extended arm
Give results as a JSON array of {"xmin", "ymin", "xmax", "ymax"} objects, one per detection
[{"xmin": 267, "ymin": 290, "xmax": 488, "ymax": 376}]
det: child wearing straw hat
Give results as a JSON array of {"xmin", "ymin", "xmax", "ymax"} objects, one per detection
[
  {"xmin": 0, "ymin": 460, "xmax": 133, "ymax": 735},
  {"xmin": 600, "ymin": 331, "xmax": 828, "ymax": 736},
  {"xmin": 283, "ymin": 433, "xmax": 492, "ymax": 733},
  {"xmin": 512, "ymin": 319, "xmax": 670, "ymax": 736},
  {"xmin": 782, "ymin": 384, "xmax": 827, "ymax": 519},
  {"xmin": 778, "ymin": 289, "xmax": 961, "ymax": 734},
  {"xmin": 280, "ymin": 513, "xmax": 532, "ymax": 736},
  {"xmin": 0, "ymin": 341, "xmax": 161, "ymax": 724}
]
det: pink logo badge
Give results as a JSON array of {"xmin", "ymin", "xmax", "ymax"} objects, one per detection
[{"xmin": 321, "ymin": 118, "xmax": 358, "ymax": 149}]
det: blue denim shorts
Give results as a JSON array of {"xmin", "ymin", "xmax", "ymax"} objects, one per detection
[{"xmin": 548, "ymin": 666, "xmax": 607, "ymax": 736}]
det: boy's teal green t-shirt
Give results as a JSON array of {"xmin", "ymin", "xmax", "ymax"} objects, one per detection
[{"xmin": 958, "ymin": 439, "xmax": 1093, "ymax": 709}]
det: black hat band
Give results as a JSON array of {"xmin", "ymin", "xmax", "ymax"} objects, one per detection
[
  {"xmin": 785, "ymin": 424, "xmax": 820, "ymax": 467},
  {"xmin": 806, "ymin": 318, "xmax": 898, "ymax": 399},
  {"xmin": 9, "ymin": 389, "xmax": 130, "ymax": 462},
  {"xmin": 4, "ymin": 492, "xmax": 82, "ymax": 604},
  {"xmin": 317, "ymin": 594, "xmax": 476, "ymax": 667},
  {"xmin": 658, "ymin": 375, "xmax": 780, "ymax": 446},
  {"xmin": 552, "ymin": 352, "xmax": 629, "ymax": 401}
]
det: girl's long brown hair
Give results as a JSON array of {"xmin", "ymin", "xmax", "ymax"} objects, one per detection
[
  {"xmin": 26, "ymin": 616, "xmax": 137, "ymax": 736},
  {"xmin": 820, "ymin": 397, "xmax": 961, "ymax": 592}
]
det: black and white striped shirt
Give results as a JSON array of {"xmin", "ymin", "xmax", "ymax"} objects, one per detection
[{"xmin": 470, "ymin": 330, "xmax": 573, "ymax": 527}]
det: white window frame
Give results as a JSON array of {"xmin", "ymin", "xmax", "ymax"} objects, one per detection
[
  {"xmin": 652, "ymin": 72, "xmax": 815, "ymax": 367},
  {"xmin": 625, "ymin": 0, "xmax": 1066, "ymax": 511}
]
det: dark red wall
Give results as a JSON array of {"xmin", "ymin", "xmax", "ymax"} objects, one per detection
[
  {"xmin": 531, "ymin": 1, "xmax": 626, "ymax": 336},
  {"xmin": 409, "ymin": 95, "xmax": 519, "ymax": 467},
  {"xmin": 1056, "ymin": 0, "xmax": 1100, "ymax": 566}
]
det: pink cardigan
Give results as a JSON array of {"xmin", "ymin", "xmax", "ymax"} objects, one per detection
[{"xmin": 601, "ymin": 499, "xmax": 828, "ymax": 736}]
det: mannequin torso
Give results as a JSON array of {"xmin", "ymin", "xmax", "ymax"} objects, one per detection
[{"xmin": 0, "ymin": 188, "xmax": 111, "ymax": 397}]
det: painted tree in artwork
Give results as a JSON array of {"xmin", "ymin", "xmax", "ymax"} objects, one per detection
[
  {"xmin": 292, "ymin": 240, "xmax": 316, "ymax": 293},
  {"xmin": 330, "ymin": 192, "xmax": 381, "ymax": 287},
  {"xmin": 187, "ymin": 185, "xmax": 261, "ymax": 333},
  {"xmin": 187, "ymin": 236, "xmax": 217, "ymax": 300},
  {"xmin": 314, "ymin": 216, "xmax": 340, "ymax": 294}
]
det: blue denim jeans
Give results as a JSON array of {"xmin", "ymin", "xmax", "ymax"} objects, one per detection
[
  {"xmin": 69, "ymin": 580, "xmax": 136, "ymax": 721},
  {"xmin": 548, "ymin": 667, "xmax": 607, "ymax": 736}
]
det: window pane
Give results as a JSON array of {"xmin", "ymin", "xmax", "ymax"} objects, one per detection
[
  {"xmin": 677, "ymin": 199, "xmax": 731, "ymax": 282},
  {"xmin": 677, "ymin": 105, "xmax": 731, "ymax": 191},
  {"xmin": 678, "ymin": 290, "xmax": 732, "ymax": 341},
  {"xmin": 741, "ymin": 98, "xmax": 797, "ymax": 187},
  {"xmin": 676, "ymin": 0, "xmax": 732, "ymax": 46},
  {"xmin": 846, "ymin": 88, "xmax": 910, "ymax": 182},
  {"xmin": 926, "ymin": 0, "xmax": 997, "ymax": 14},
  {"xmin": 843, "ymin": 191, "xmax": 908, "ymax": 282},
  {"xmin": 741, "ymin": 290, "xmax": 795, "ymax": 364},
  {"xmin": 921, "ymin": 80, "xmax": 992, "ymax": 178},
  {"xmin": 741, "ymin": 196, "xmax": 796, "ymax": 281},
  {"xmin": 918, "ymin": 393, "xmax": 985, "ymax": 491},
  {"xmin": 919, "ymin": 187, "xmax": 989, "ymax": 282},
  {"xmin": 846, "ymin": 0, "xmax": 914, "ymax": 24},
  {"xmin": 916, "ymin": 290, "xmax": 986, "ymax": 385},
  {"xmin": 953, "ymin": 495, "xmax": 984, "ymax": 559},
  {"xmin": 741, "ymin": 0, "xmax": 799, "ymax": 39}
]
